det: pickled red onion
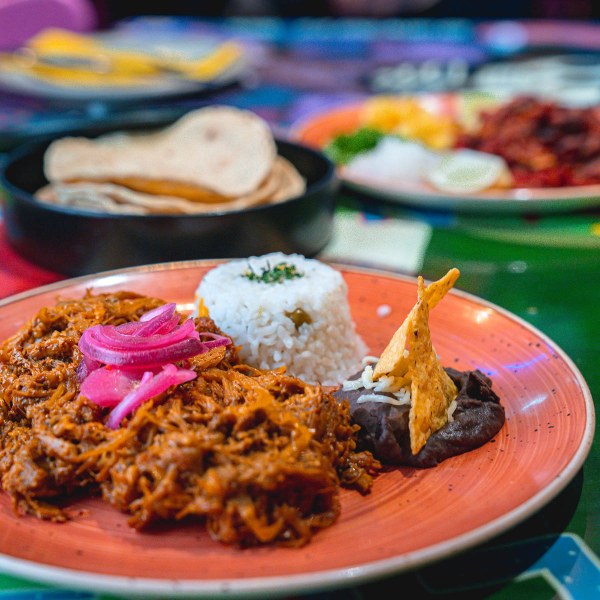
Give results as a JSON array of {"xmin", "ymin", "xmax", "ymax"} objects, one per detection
[
  {"xmin": 77, "ymin": 355, "xmax": 102, "ymax": 382},
  {"xmin": 80, "ymin": 366, "xmax": 146, "ymax": 407},
  {"xmin": 77, "ymin": 303, "xmax": 230, "ymax": 427},
  {"xmin": 78, "ymin": 315, "xmax": 229, "ymax": 368},
  {"xmin": 106, "ymin": 364, "xmax": 196, "ymax": 429},
  {"xmin": 79, "ymin": 333, "xmax": 205, "ymax": 368},
  {"xmin": 116, "ymin": 303, "xmax": 180, "ymax": 336}
]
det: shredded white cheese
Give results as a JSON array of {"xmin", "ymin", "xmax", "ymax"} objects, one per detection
[
  {"xmin": 361, "ymin": 355, "xmax": 380, "ymax": 366},
  {"xmin": 342, "ymin": 360, "xmax": 411, "ymax": 407},
  {"xmin": 357, "ymin": 392, "xmax": 410, "ymax": 406},
  {"xmin": 447, "ymin": 398, "xmax": 458, "ymax": 422}
]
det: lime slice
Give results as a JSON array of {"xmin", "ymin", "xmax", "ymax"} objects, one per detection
[{"xmin": 427, "ymin": 149, "xmax": 511, "ymax": 194}]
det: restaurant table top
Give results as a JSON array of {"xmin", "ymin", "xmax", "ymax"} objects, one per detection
[{"xmin": 0, "ymin": 16, "xmax": 598, "ymax": 600}]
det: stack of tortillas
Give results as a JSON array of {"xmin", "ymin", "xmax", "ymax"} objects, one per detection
[{"xmin": 37, "ymin": 106, "xmax": 306, "ymax": 214}]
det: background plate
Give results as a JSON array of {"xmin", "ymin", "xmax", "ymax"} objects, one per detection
[
  {"xmin": 0, "ymin": 261, "xmax": 594, "ymax": 598},
  {"xmin": 292, "ymin": 100, "xmax": 600, "ymax": 214},
  {"xmin": 0, "ymin": 60, "xmax": 246, "ymax": 103}
]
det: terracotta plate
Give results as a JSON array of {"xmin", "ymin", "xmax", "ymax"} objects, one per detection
[
  {"xmin": 0, "ymin": 261, "xmax": 594, "ymax": 598},
  {"xmin": 291, "ymin": 97, "xmax": 600, "ymax": 214}
]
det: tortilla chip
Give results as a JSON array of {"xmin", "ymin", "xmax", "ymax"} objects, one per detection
[
  {"xmin": 369, "ymin": 270, "xmax": 460, "ymax": 454},
  {"xmin": 424, "ymin": 268, "xmax": 460, "ymax": 310},
  {"xmin": 407, "ymin": 278, "xmax": 458, "ymax": 454},
  {"xmin": 372, "ymin": 268, "xmax": 460, "ymax": 380}
]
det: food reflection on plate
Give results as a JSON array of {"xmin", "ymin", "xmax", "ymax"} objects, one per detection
[
  {"xmin": 0, "ymin": 253, "xmax": 504, "ymax": 548},
  {"xmin": 295, "ymin": 93, "xmax": 600, "ymax": 204},
  {"xmin": 36, "ymin": 106, "xmax": 306, "ymax": 215}
]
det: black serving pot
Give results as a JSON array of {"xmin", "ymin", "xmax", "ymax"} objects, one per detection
[{"xmin": 0, "ymin": 122, "xmax": 338, "ymax": 277}]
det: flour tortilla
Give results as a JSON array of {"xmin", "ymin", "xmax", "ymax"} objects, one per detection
[
  {"xmin": 37, "ymin": 157, "xmax": 305, "ymax": 215},
  {"xmin": 44, "ymin": 106, "xmax": 278, "ymax": 197}
]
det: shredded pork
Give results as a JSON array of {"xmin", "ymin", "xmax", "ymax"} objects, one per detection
[{"xmin": 0, "ymin": 292, "xmax": 379, "ymax": 547}]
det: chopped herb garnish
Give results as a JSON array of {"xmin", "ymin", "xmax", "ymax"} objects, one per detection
[{"xmin": 243, "ymin": 261, "xmax": 304, "ymax": 284}]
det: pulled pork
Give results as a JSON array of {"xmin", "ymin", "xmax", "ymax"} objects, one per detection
[
  {"xmin": 0, "ymin": 292, "xmax": 379, "ymax": 547},
  {"xmin": 457, "ymin": 96, "xmax": 600, "ymax": 187}
]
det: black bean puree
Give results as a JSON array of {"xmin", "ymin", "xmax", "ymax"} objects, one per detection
[{"xmin": 333, "ymin": 368, "xmax": 505, "ymax": 468}]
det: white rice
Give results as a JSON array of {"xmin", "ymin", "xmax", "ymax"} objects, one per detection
[
  {"xmin": 345, "ymin": 137, "xmax": 438, "ymax": 184},
  {"xmin": 195, "ymin": 253, "xmax": 367, "ymax": 385}
]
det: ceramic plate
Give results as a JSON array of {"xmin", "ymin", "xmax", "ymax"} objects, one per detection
[
  {"xmin": 292, "ymin": 100, "xmax": 600, "ymax": 214},
  {"xmin": 0, "ymin": 261, "xmax": 594, "ymax": 598}
]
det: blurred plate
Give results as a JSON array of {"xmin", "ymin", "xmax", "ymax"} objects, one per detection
[
  {"xmin": 0, "ymin": 28, "xmax": 248, "ymax": 103},
  {"xmin": 0, "ymin": 261, "xmax": 593, "ymax": 597},
  {"xmin": 292, "ymin": 97, "xmax": 600, "ymax": 214},
  {"xmin": 0, "ymin": 64, "xmax": 244, "ymax": 102}
]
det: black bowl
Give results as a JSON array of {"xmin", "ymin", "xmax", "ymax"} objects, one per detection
[{"xmin": 0, "ymin": 122, "xmax": 338, "ymax": 276}]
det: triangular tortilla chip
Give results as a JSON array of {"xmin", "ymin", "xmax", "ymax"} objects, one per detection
[
  {"xmin": 423, "ymin": 267, "xmax": 460, "ymax": 310},
  {"xmin": 371, "ymin": 269, "xmax": 460, "ymax": 454},
  {"xmin": 372, "ymin": 268, "xmax": 459, "ymax": 380},
  {"xmin": 407, "ymin": 278, "xmax": 457, "ymax": 454}
]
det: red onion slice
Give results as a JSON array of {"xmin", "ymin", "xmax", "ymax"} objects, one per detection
[
  {"xmin": 81, "ymin": 319, "xmax": 198, "ymax": 352},
  {"xmin": 79, "ymin": 335, "xmax": 206, "ymax": 368},
  {"xmin": 139, "ymin": 303, "xmax": 174, "ymax": 323},
  {"xmin": 199, "ymin": 331, "xmax": 234, "ymax": 349},
  {"xmin": 124, "ymin": 303, "xmax": 180, "ymax": 336},
  {"xmin": 106, "ymin": 364, "xmax": 196, "ymax": 429},
  {"xmin": 77, "ymin": 304, "xmax": 231, "ymax": 426},
  {"xmin": 77, "ymin": 355, "xmax": 102, "ymax": 382},
  {"xmin": 80, "ymin": 366, "xmax": 150, "ymax": 407},
  {"xmin": 115, "ymin": 315, "xmax": 180, "ymax": 336}
]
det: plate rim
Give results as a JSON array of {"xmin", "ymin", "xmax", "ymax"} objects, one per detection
[{"xmin": 0, "ymin": 259, "xmax": 594, "ymax": 598}]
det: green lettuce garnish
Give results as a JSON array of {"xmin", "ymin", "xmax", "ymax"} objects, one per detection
[{"xmin": 324, "ymin": 128, "xmax": 386, "ymax": 165}]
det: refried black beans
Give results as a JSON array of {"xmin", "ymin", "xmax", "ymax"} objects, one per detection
[{"xmin": 334, "ymin": 368, "xmax": 505, "ymax": 468}]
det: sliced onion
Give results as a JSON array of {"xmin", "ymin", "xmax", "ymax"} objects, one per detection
[
  {"xmin": 115, "ymin": 315, "xmax": 179, "ymax": 336},
  {"xmin": 80, "ymin": 366, "xmax": 149, "ymax": 407},
  {"xmin": 79, "ymin": 320, "xmax": 229, "ymax": 368},
  {"xmin": 121, "ymin": 303, "xmax": 180, "ymax": 337},
  {"xmin": 106, "ymin": 364, "xmax": 197, "ymax": 429},
  {"xmin": 138, "ymin": 314, "xmax": 180, "ymax": 336},
  {"xmin": 198, "ymin": 331, "xmax": 234, "ymax": 349},
  {"xmin": 107, "ymin": 304, "xmax": 179, "ymax": 337},
  {"xmin": 139, "ymin": 303, "xmax": 175, "ymax": 323},
  {"xmin": 79, "ymin": 335, "xmax": 207, "ymax": 368},
  {"xmin": 80, "ymin": 319, "xmax": 198, "ymax": 352},
  {"xmin": 77, "ymin": 304, "xmax": 230, "ymax": 427},
  {"xmin": 77, "ymin": 355, "xmax": 102, "ymax": 382}
]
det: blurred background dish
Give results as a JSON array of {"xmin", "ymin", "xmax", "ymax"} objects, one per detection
[
  {"xmin": 0, "ymin": 116, "xmax": 337, "ymax": 276},
  {"xmin": 0, "ymin": 24, "xmax": 248, "ymax": 102},
  {"xmin": 293, "ymin": 92, "xmax": 600, "ymax": 213}
]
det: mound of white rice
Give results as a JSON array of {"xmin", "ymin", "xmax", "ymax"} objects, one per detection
[{"xmin": 195, "ymin": 253, "xmax": 367, "ymax": 385}]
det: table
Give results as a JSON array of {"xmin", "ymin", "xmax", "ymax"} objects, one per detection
[{"xmin": 0, "ymin": 16, "xmax": 599, "ymax": 600}]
